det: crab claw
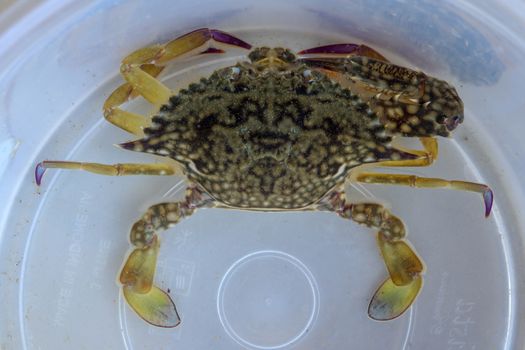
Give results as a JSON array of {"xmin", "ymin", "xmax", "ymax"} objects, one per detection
[
  {"xmin": 120, "ymin": 236, "xmax": 180, "ymax": 327},
  {"xmin": 206, "ymin": 28, "xmax": 252, "ymax": 50},
  {"xmin": 377, "ymin": 233, "xmax": 424, "ymax": 286},
  {"xmin": 123, "ymin": 286, "xmax": 181, "ymax": 328},
  {"xmin": 35, "ymin": 162, "xmax": 46, "ymax": 186},
  {"xmin": 368, "ymin": 276, "xmax": 422, "ymax": 321}
]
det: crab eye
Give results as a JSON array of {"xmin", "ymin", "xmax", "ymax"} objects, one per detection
[
  {"xmin": 229, "ymin": 67, "xmax": 241, "ymax": 80},
  {"xmin": 445, "ymin": 115, "xmax": 462, "ymax": 131},
  {"xmin": 282, "ymin": 50, "xmax": 296, "ymax": 62}
]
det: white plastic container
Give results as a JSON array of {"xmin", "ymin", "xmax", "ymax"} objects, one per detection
[{"xmin": 1, "ymin": 1, "xmax": 524, "ymax": 349}]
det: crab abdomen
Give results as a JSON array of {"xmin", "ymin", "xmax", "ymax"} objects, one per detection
[{"xmin": 122, "ymin": 64, "xmax": 412, "ymax": 209}]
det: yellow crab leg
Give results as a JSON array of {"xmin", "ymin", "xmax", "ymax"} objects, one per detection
[
  {"xmin": 103, "ymin": 64, "xmax": 164, "ymax": 135},
  {"xmin": 119, "ymin": 63, "xmax": 171, "ymax": 105},
  {"xmin": 35, "ymin": 161, "xmax": 181, "ymax": 185},
  {"xmin": 300, "ymin": 46, "xmax": 423, "ymax": 104},
  {"xmin": 325, "ymin": 194, "xmax": 424, "ymax": 321},
  {"xmin": 354, "ymin": 172, "xmax": 494, "ymax": 217},
  {"xmin": 380, "ymin": 137, "xmax": 438, "ymax": 167},
  {"xmin": 104, "ymin": 28, "xmax": 251, "ymax": 136},
  {"xmin": 119, "ymin": 187, "xmax": 212, "ymax": 327},
  {"xmin": 301, "ymin": 53, "xmax": 424, "ymax": 100}
]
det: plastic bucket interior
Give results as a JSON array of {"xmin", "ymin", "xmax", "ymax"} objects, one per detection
[{"xmin": 0, "ymin": 1, "xmax": 524, "ymax": 349}]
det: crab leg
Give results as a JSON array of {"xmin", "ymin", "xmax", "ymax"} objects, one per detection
[
  {"xmin": 120, "ymin": 186, "xmax": 212, "ymax": 327},
  {"xmin": 104, "ymin": 28, "xmax": 252, "ymax": 135},
  {"xmin": 104, "ymin": 64, "xmax": 165, "ymax": 136},
  {"xmin": 355, "ymin": 172, "xmax": 494, "ymax": 217},
  {"xmin": 35, "ymin": 161, "xmax": 181, "ymax": 185},
  {"xmin": 325, "ymin": 192, "xmax": 424, "ymax": 321},
  {"xmin": 382, "ymin": 137, "xmax": 438, "ymax": 167},
  {"xmin": 299, "ymin": 54, "xmax": 463, "ymax": 139},
  {"xmin": 299, "ymin": 55, "xmax": 424, "ymax": 100},
  {"xmin": 298, "ymin": 44, "xmax": 394, "ymax": 98},
  {"xmin": 298, "ymin": 43, "xmax": 388, "ymax": 61}
]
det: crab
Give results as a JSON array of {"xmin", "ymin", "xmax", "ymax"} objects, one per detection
[{"xmin": 35, "ymin": 28, "xmax": 493, "ymax": 328}]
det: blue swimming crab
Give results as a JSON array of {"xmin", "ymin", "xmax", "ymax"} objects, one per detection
[{"xmin": 36, "ymin": 28, "xmax": 493, "ymax": 328}]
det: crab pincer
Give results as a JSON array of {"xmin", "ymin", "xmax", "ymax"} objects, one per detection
[{"xmin": 199, "ymin": 28, "xmax": 252, "ymax": 50}]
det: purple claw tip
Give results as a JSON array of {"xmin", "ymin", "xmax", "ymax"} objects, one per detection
[
  {"xmin": 210, "ymin": 29, "xmax": 252, "ymax": 50},
  {"xmin": 298, "ymin": 43, "xmax": 360, "ymax": 55},
  {"xmin": 35, "ymin": 162, "xmax": 46, "ymax": 186},
  {"xmin": 118, "ymin": 141, "xmax": 135, "ymax": 150},
  {"xmin": 484, "ymin": 188, "xmax": 494, "ymax": 217}
]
